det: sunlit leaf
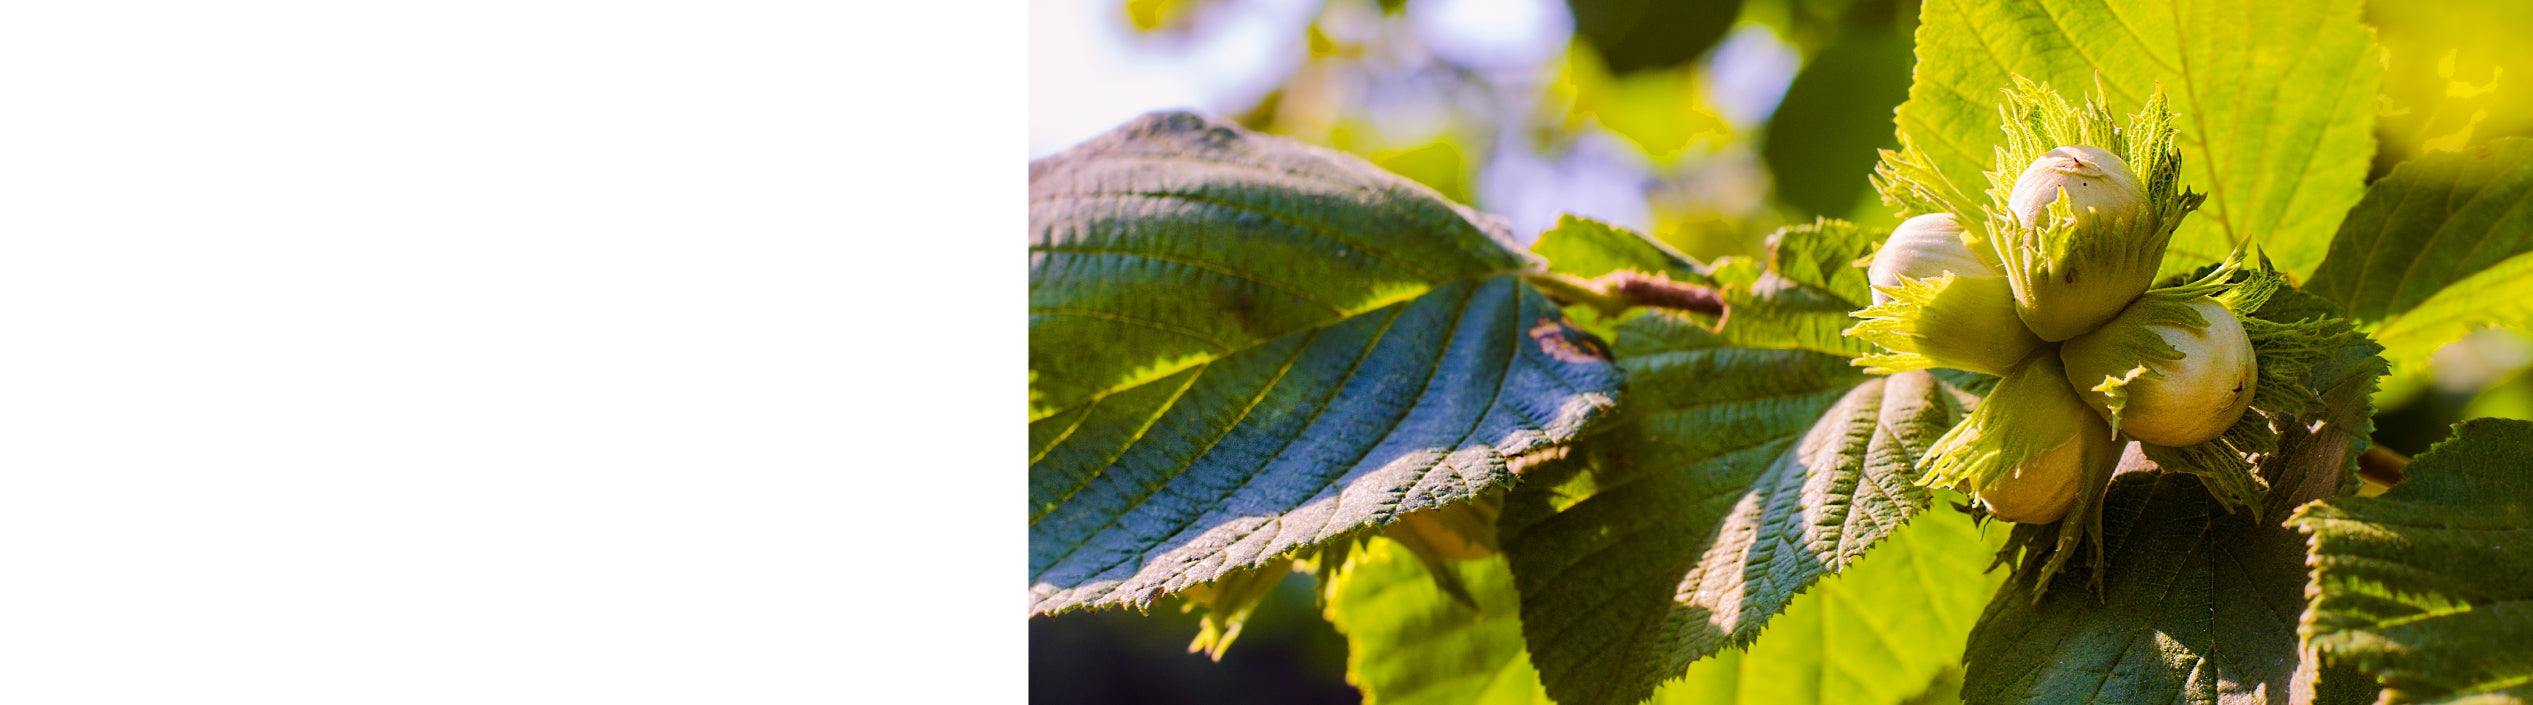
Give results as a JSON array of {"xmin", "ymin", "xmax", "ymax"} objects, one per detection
[
  {"xmin": 1530, "ymin": 214, "xmax": 1709, "ymax": 282},
  {"xmin": 1710, "ymin": 220, "xmax": 1882, "ymax": 355},
  {"xmin": 1327, "ymin": 506, "xmax": 2003, "ymax": 705},
  {"xmin": 1324, "ymin": 540, "xmax": 1550, "ymax": 705},
  {"xmin": 1652, "ymin": 506, "xmax": 2004, "ymax": 705},
  {"xmin": 1893, "ymin": 0, "xmax": 2381, "ymax": 279}
]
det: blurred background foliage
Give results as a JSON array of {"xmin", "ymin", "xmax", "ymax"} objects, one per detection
[{"xmin": 1029, "ymin": 0, "xmax": 2533, "ymax": 701}]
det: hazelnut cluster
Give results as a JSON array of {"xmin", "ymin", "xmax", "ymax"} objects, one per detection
[
  {"xmin": 1866, "ymin": 151, "xmax": 2250, "ymax": 523},
  {"xmin": 1849, "ymin": 85, "xmax": 2253, "ymax": 527}
]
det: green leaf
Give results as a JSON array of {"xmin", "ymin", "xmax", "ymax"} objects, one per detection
[
  {"xmin": 1528, "ymin": 215, "xmax": 1716, "ymax": 342},
  {"xmin": 2303, "ymin": 138, "xmax": 2533, "ymax": 376},
  {"xmin": 1324, "ymin": 539, "xmax": 1551, "ymax": 705},
  {"xmin": 1530, "ymin": 214, "xmax": 1709, "ymax": 282},
  {"xmin": 1893, "ymin": 0, "xmax": 2381, "ymax": 279},
  {"xmin": 1029, "ymin": 113, "xmax": 1626, "ymax": 615},
  {"xmin": 1327, "ymin": 506, "xmax": 2005, "ymax": 705},
  {"xmin": 1958, "ymin": 291, "xmax": 2388, "ymax": 705},
  {"xmin": 1763, "ymin": 27, "xmax": 1916, "ymax": 219},
  {"xmin": 1029, "ymin": 111, "xmax": 1535, "ymax": 421},
  {"xmin": 1711, "ymin": 220, "xmax": 1882, "ymax": 356},
  {"xmin": 1653, "ymin": 506, "xmax": 2006, "ymax": 705},
  {"xmin": 1568, "ymin": 0, "xmax": 1744, "ymax": 75},
  {"xmin": 1174, "ymin": 557, "xmax": 1294, "ymax": 659},
  {"xmin": 1498, "ymin": 305, "xmax": 1977, "ymax": 705},
  {"xmin": 2291, "ymin": 418, "xmax": 2533, "ymax": 705}
]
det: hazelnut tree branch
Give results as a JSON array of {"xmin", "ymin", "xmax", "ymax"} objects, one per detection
[{"xmin": 2356, "ymin": 444, "xmax": 2409, "ymax": 488}]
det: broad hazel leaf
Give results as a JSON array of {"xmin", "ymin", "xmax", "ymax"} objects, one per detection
[
  {"xmin": 1324, "ymin": 539, "xmax": 1552, "ymax": 705},
  {"xmin": 1028, "ymin": 113, "xmax": 1625, "ymax": 615},
  {"xmin": 1327, "ymin": 503, "xmax": 2003, "ymax": 705},
  {"xmin": 1656, "ymin": 506, "xmax": 2005, "ymax": 705},
  {"xmin": 1959, "ymin": 294, "xmax": 2387, "ymax": 705},
  {"xmin": 1030, "ymin": 111, "xmax": 1535, "ymax": 420},
  {"xmin": 2291, "ymin": 418, "xmax": 2533, "ymax": 705},
  {"xmin": 1894, "ymin": 0, "xmax": 2380, "ymax": 279},
  {"xmin": 2304, "ymin": 138, "xmax": 2533, "ymax": 377},
  {"xmin": 1761, "ymin": 27, "xmax": 1917, "ymax": 220},
  {"xmin": 1497, "ymin": 308, "xmax": 1975, "ymax": 705}
]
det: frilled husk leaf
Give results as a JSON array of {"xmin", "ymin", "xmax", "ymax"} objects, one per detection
[
  {"xmin": 1871, "ymin": 139, "xmax": 1992, "ymax": 264},
  {"xmin": 1928, "ymin": 353, "xmax": 2123, "ymax": 598},
  {"xmin": 1917, "ymin": 353, "xmax": 2113, "ymax": 511},
  {"xmin": 1848, "ymin": 272, "xmax": 2044, "ymax": 376}
]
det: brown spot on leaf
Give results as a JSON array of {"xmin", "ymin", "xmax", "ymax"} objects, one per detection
[{"xmin": 1529, "ymin": 317, "xmax": 1609, "ymax": 363}]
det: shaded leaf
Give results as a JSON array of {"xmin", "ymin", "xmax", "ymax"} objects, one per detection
[
  {"xmin": 2304, "ymin": 138, "xmax": 2533, "ymax": 376},
  {"xmin": 1029, "ymin": 113, "xmax": 1625, "ymax": 615},
  {"xmin": 1498, "ymin": 306, "xmax": 1974, "ymax": 705},
  {"xmin": 2291, "ymin": 418, "xmax": 2533, "ymax": 705},
  {"xmin": 1762, "ymin": 27, "xmax": 1916, "ymax": 219},
  {"xmin": 1892, "ymin": 0, "xmax": 2381, "ymax": 279},
  {"xmin": 1569, "ymin": 0, "xmax": 1744, "ymax": 75}
]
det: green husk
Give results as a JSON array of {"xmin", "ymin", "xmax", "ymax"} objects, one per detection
[
  {"xmin": 2091, "ymin": 254, "xmax": 2354, "ymax": 519},
  {"xmin": 1981, "ymin": 79, "xmax": 2208, "ymax": 342},
  {"xmin": 1917, "ymin": 353, "xmax": 2114, "ymax": 525},
  {"xmin": 1848, "ymin": 272, "xmax": 2046, "ymax": 376},
  {"xmin": 1871, "ymin": 139, "xmax": 1992, "ymax": 264},
  {"xmin": 2061, "ymin": 258, "xmax": 2243, "ymax": 440}
]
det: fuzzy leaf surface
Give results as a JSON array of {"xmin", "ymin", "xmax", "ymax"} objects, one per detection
[
  {"xmin": 1893, "ymin": 0, "xmax": 2380, "ymax": 278},
  {"xmin": 2291, "ymin": 418, "xmax": 2533, "ymax": 705},
  {"xmin": 1028, "ymin": 113, "xmax": 1624, "ymax": 615},
  {"xmin": 1497, "ymin": 305, "xmax": 1974, "ymax": 705},
  {"xmin": 2305, "ymin": 138, "xmax": 2533, "ymax": 375}
]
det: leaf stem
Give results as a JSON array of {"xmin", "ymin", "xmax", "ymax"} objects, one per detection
[{"xmin": 1526, "ymin": 271, "xmax": 1725, "ymax": 318}]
